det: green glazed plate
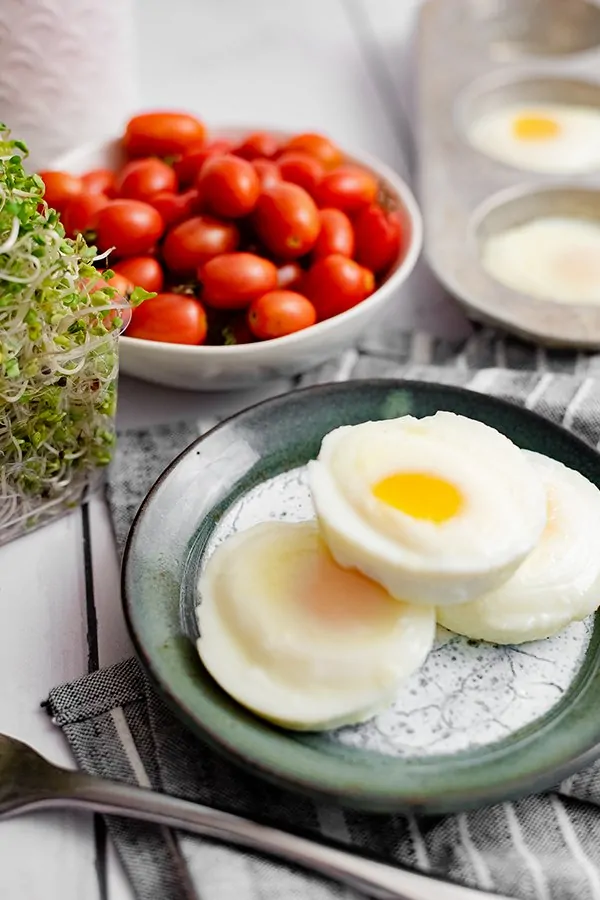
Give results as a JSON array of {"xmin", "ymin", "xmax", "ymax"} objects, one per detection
[{"xmin": 122, "ymin": 379, "xmax": 600, "ymax": 814}]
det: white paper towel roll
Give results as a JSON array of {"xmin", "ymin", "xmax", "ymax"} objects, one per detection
[{"xmin": 0, "ymin": 0, "xmax": 138, "ymax": 169}]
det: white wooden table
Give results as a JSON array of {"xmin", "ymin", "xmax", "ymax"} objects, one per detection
[{"xmin": 0, "ymin": 1, "xmax": 470, "ymax": 897}]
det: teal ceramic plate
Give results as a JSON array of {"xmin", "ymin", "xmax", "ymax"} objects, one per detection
[{"xmin": 122, "ymin": 380, "xmax": 600, "ymax": 814}]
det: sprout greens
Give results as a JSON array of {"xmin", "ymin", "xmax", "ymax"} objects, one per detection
[{"xmin": 0, "ymin": 125, "xmax": 149, "ymax": 545}]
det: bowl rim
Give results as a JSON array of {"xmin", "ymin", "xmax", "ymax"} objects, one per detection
[{"xmin": 54, "ymin": 130, "xmax": 423, "ymax": 357}]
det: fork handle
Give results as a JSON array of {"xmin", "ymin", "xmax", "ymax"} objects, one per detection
[{"xmin": 45, "ymin": 772, "xmax": 511, "ymax": 900}]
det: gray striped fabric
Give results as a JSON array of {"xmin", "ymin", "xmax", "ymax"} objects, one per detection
[{"xmin": 49, "ymin": 328, "xmax": 600, "ymax": 900}]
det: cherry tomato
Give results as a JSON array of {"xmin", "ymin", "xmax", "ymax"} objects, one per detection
[
  {"xmin": 39, "ymin": 171, "xmax": 82, "ymax": 213},
  {"xmin": 277, "ymin": 152, "xmax": 324, "ymax": 196},
  {"xmin": 198, "ymin": 155, "xmax": 260, "ymax": 218},
  {"xmin": 126, "ymin": 292, "xmax": 207, "ymax": 344},
  {"xmin": 280, "ymin": 133, "xmax": 343, "ymax": 170},
  {"xmin": 124, "ymin": 111, "xmax": 206, "ymax": 158},
  {"xmin": 304, "ymin": 254, "xmax": 375, "ymax": 320},
  {"xmin": 149, "ymin": 189, "xmax": 199, "ymax": 228},
  {"xmin": 253, "ymin": 183, "xmax": 320, "ymax": 259},
  {"xmin": 277, "ymin": 262, "xmax": 304, "ymax": 291},
  {"xmin": 252, "ymin": 159, "xmax": 281, "ymax": 191},
  {"xmin": 316, "ymin": 166, "xmax": 378, "ymax": 213},
  {"xmin": 62, "ymin": 192, "xmax": 108, "ymax": 237},
  {"xmin": 247, "ymin": 290, "xmax": 316, "ymax": 340},
  {"xmin": 81, "ymin": 169, "xmax": 116, "ymax": 197},
  {"xmin": 235, "ymin": 131, "xmax": 279, "ymax": 161},
  {"xmin": 201, "ymin": 253, "xmax": 278, "ymax": 309},
  {"xmin": 353, "ymin": 204, "xmax": 403, "ymax": 274},
  {"xmin": 96, "ymin": 200, "xmax": 164, "ymax": 257},
  {"xmin": 163, "ymin": 215, "xmax": 240, "ymax": 276},
  {"xmin": 116, "ymin": 158, "xmax": 177, "ymax": 202},
  {"xmin": 174, "ymin": 139, "xmax": 232, "ymax": 187},
  {"xmin": 113, "ymin": 256, "xmax": 164, "ymax": 293},
  {"xmin": 312, "ymin": 208, "xmax": 354, "ymax": 260}
]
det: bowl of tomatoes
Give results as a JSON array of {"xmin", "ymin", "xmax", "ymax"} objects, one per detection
[{"xmin": 47, "ymin": 111, "xmax": 422, "ymax": 391}]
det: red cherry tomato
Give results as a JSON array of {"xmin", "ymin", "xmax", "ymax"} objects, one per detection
[
  {"xmin": 280, "ymin": 133, "xmax": 343, "ymax": 170},
  {"xmin": 124, "ymin": 111, "xmax": 206, "ymax": 158},
  {"xmin": 235, "ymin": 131, "xmax": 279, "ymax": 161},
  {"xmin": 113, "ymin": 256, "xmax": 164, "ymax": 293},
  {"xmin": 277, "ymin": 262, "xmax": 304, "ymax": 291},
  {"xmin": 96, "ymin": 200, "xmax": 164, "ymax": 257},
  {"xmin": 201, "ymin": 253, "xmax": 278, "ymax": 309},
  {"xmin": 304, "ymin": 254, "xmax": 375, "ymax": 320},
  {"xmin": 316, "ymin": 166, "xmax": 378, "ymax": 213},
  {"xmin": 173, "ymin": 139, "xmax": 232, "ymax": 187},
  {"xmin": 247, "ymin": 290, "xmax": 316, "ymax": 340},
  {"xmin": 353, "ymin": 204, "xmax": 403, "ymax": 274},
  {"xmin": 81, "ymin": 168, "xmax": 116, "ymax": 197},
  {"xmin": 39, "ymin": 171, "xmax": 82, "ymax": 213},
  {"xmin": 277, "ymin": 152, "xmax": 324, "ymax": 196},
  {"xmin": 198, "ymin": 155, "xmax": 260, "ymax": 218},
  {"xmin": 252, "ymin": 159, "xmax": 281, "ymax": 191},
  {"xmin": 116, "ymin": 158, "xmax": 177, "ymax": 202},
  {"xmin": 149, "ymin": 189, "xmax": 199, "ymax": 228},
  {"xmin": 62, "ymin": 192, "xmax": 108, "ymax": 237},
  {"xmin": 253, "ymin": 183, "xmax": 320, "ymax": 259},
  {"xmin": 312, "ymin": 208, "xmax": 354, "ymax": 260},
  {"xmin": 163, "ymin": 215, "xmax": 240, "ymax": 276},
  {"xmin": 126, "ymin": 292, "xmax": 207, "ymax": 344}
]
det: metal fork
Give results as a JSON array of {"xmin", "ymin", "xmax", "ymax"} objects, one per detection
[{"xmin": 0, "ymin": 732, "xmax": 511, "ymax": 900}]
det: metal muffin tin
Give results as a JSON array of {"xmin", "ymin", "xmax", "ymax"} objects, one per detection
[{"xmin": 418, "ymin": 0, "xmax": 600, "ymax": 347}]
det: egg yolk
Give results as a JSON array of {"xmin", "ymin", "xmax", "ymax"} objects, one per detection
[
  {"xmin": 513, "ymin": 115, "xmax": 561, "ymax": 141},
  {"xmin": 372, "ymin": 472, "xmax": 462, "ymax": 523}
]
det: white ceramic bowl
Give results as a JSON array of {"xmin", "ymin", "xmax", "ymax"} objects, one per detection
[{"xmin": 54, "ymin": 130, "xmax": 422, "ymax": 391}]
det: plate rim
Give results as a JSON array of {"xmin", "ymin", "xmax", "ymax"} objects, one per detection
[{"xmin": 122, "ymin": 378, "xmax": 600, "ymax": 813}]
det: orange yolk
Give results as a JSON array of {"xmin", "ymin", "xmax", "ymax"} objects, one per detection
[
  {"xmin": 512, "ymin": 115, "xmax": 561, "ymax": 141},
  {"xmin": 372, "ymin": 472, "xmax": 462, "ymax": 523}
]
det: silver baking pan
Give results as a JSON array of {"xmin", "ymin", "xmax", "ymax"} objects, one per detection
[{"xmin": 418, "ymin": 0, "xmax": 600, "ymax": 347}]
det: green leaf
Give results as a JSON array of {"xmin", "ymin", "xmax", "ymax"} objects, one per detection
[
  {"xmin": 5, "ymin": 357, "xmax": 19, "ymax": 378},
  {"xmin": 129, "ymin": 286, "xmax": 155, "ymax": 307}
]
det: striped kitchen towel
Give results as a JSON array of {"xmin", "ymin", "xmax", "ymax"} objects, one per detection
[{"xmin": 49, "ymin": 328, "xmax": 600, "ymax": 900}]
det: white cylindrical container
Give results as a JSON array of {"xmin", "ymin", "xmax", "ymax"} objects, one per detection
[{"xmin": 0, "ymin": 0, "xmax": 138, "ymax": 169}]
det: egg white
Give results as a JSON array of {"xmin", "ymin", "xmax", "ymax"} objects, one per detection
[
  {"xmin": 467, "ymin": 103, "xmax": 600, "ymax": 174},
  {"xmin": 196, "ymin": 520, "xmax": 435, "ymax": 730},
  {"xmin": 438, "ymin": 452, "xmax": 600, "ymax": 644},
  {"xmin": 308, "ymin": 412, "xmax": 547, "ymax": 606},
  {"xmin": 482, "ymin": 217, "xmax": 600, "ymax": 306}
]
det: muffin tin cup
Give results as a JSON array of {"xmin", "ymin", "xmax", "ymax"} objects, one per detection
[{"xmin": 419, "ymin": 0, "xmax": 600, "ymax": 347}]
